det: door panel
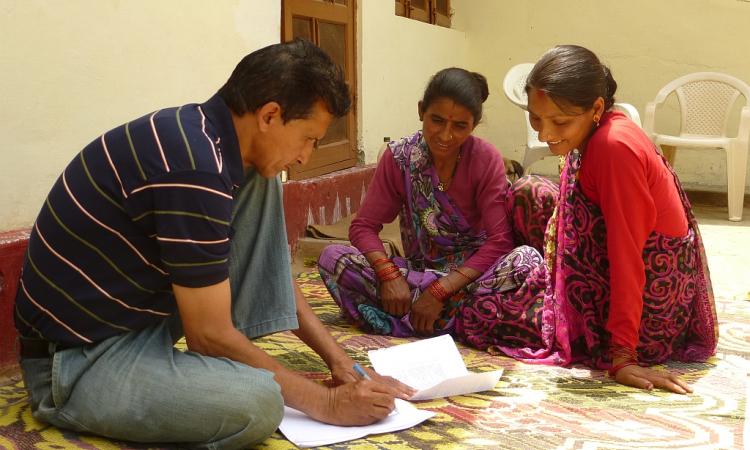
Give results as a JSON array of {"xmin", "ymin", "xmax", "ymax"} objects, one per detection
[{"xmin": 283, "ymin": 0, "xmax": 357, "ymax": 181}]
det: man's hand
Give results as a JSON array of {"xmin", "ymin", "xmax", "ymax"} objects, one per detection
[
  {"xmin": 379, "ymin": 275, "xmax": 412, "ymax": 317},
  {"xmin": 614, "ymin": 364, "xmax": 693, "ymax": 394},
  {"xmin": 315, "ymin": 380, "xmax": 401, "ymax": 426},
  {"xmin": 329, "ymin": 359, "xmax": 415, "ymax": 398},
  {"xmin": 409, "ymin": 289, "xmax": 444, "ymax": 335}
]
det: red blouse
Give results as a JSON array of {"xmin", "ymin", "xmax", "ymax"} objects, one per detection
[{"xmin": 579, "ymin": 111, "xmax": 688, "ymax": 350}]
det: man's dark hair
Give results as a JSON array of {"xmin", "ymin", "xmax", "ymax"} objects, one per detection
[
  {"xmin": 526, "ymin": 45, "xmax": 618, "ymax": 112},
  {"xmin": 218, "ymin": 39, "xmax": 351, "ymax": 122},
  {"xmin": 419, "ymin": 67, "xmax": 490, "ymax": 124}
]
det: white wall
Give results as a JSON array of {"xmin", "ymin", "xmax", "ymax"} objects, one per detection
[
  {"xmin": 357, "ymin": 0, "xmax": 470, "ymax": 161},
  {"xmin": 3, "ymin": 0, "xmax": 750, "ymax": 231},
  {"xmin": 453, "ymin": 0, "xmax": 750, "ymax": 190},
  {"xmin": 0, "ymin": 0, "xmax": 280, "ymax": 230}
]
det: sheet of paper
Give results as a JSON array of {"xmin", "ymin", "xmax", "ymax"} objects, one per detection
[
  {"xmin": 409, "ymin": 369, "xmax": 503, "ymax": 401},
  {"xmin": 368, "ymin": 334, "xmax": 502, "ymax": 400},
  {"xmin": 278, "ymin": 398, "xmax": 435, "ymax": 448}
]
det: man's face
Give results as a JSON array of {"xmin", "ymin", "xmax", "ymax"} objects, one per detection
[{"xmin": 251, "ymin": 100, "xmax": 333, "ymax": 178}]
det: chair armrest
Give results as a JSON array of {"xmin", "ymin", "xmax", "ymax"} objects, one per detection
[
  {"xmin": 643, "ymin": 102, "xmax": 658, "ymax": 138},
  {"xmin": 737, "ymin": 106, "xmax": 750, "ymax": 146}
]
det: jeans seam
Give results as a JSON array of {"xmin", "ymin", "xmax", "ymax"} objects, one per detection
[{"xmin": 50, "ymin": 350, "xmax": 62, "ymax": 409}]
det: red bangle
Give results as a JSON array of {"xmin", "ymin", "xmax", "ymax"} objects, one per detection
[
  {"xmin": 376, "ymin": 264, "xmax": 401, "ymax": 282},
  {"xmin": 608, "ymin": 360, "xmax": 638, "ymax": 377},
  {"xmin": 609, "ymin": 345, "xmax": 638, "ymax": 362},
  {"xmin": 454, "ymin": 268, "xmax": 473, "ymax": 282},
  {"xmin": 371, "ymin": 257, "xmax": 391, "ymax": 267},
  {"xmin": 379, "ymin": 270, "xmax": 402, "ymax": 282},
  {"xmin": 376, "ymin": 264, "xmax": 399, "ymax": 277},
  {"xmin": 428, "ymin": 280, "xmax": 451, "ymax": 303}
]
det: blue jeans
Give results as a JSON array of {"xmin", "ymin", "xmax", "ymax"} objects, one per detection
[{"xmin": 20, "ymin": 171, "xmax": 299, "ymax": 449}]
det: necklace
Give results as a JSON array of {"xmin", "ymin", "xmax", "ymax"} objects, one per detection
[{"xmin": 436, "ymin": 151, "xmax": 462, "ymax": 192}]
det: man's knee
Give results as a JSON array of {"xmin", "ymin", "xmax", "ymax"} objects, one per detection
[{"xmin": 227, "ymin": 381, "xmax": 284, "ymax": 448}]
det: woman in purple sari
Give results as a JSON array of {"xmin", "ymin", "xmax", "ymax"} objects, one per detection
[
  {"xmin": 318, "ymin": 68, "xmax": 539, "ymax": 338},
  {"xmin": 457, "ymin": 46, "xmax": 718, "ymax": 394}
]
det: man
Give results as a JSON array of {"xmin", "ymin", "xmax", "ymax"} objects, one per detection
[{"xmin": 14, "ymin": 39, "xmax": 411, "ymax": 448}]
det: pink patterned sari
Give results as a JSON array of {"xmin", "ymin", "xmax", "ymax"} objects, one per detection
[{"xmin": 457, "ymin": 150, "xmax": 718, "ymax": 368}]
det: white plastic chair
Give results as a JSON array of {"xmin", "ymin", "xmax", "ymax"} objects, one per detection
[
  {"xmin": 502, "ymin": 63, "xmax": 642, "ymax": 171},
  {"xmin": 502, "ymin": 63, "xmax": 549, "ymax": 170},
  {"xmin": 643, "ymin": 72, "xmax": 750, "ymax": 221}
]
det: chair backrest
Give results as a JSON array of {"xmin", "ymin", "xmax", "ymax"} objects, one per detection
[
  {"xmin": 502, "ymin": 63, "xmax": 535, "ymax": 109},
  {"xmin": 612, "ymin": 102, "xmax": 642, "ymax": 128},
  {"xmin": 652, "ymin": 72, "xmax": 750, "ymax": 137}
]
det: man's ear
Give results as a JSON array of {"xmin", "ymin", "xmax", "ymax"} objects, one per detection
[
  {"xmin": 256, "ymin": 101, "xmax": 283, "ymax": 131},
  {"xmin": 417, "ymin": 101, "xmax": 424, "ymax": 122}
]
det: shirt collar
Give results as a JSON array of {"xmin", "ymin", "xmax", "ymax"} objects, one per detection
[{"xmin": 200, "ymin": 94, "xmax": 244, "ymax": 188}]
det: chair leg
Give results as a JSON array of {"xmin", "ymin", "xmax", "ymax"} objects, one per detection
[
  {"xmin": 660, "ymin": 145, "xmax": 677, "ymax": 167},
  {"xmin": 726, "ymin": 143, "xmax": 748, "ymax": 221}
]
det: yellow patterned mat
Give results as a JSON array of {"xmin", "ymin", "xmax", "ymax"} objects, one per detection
[{"xmin": 1, "ymin": 271, "xmax": 747, "ymax": 449}]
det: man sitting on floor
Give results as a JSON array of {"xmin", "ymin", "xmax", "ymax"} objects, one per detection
[{"xmin": 14, "ymin": 39, "xmax": 411, "ymax": 448}]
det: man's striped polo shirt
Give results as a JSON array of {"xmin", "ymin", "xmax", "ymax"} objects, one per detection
[{"xmin": 15, "ymin": 94, "xmax": 245, "ymax": 346}]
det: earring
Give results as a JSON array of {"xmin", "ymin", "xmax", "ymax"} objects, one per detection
[
  {"xmin": 593, "ymin": 116, "xmax": 600, "ymax": 127},
  {"xmin": 449, "ymin": 134, "xmax": 454, "ymax": 140}
]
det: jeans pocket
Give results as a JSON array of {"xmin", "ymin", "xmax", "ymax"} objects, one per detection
[{"xmin": 50, "ymin": 346, "xmax": 87, "ymax": 409}]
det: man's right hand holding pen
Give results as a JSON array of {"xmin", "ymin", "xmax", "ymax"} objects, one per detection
[{"xmin": 310, "ymin": 362, "xmax": 415, "ymax": 426}]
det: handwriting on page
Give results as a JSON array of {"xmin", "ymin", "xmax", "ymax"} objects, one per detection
[{"xmin": 368, "ymin": 334, "xmax": 502, "ymax": 400}]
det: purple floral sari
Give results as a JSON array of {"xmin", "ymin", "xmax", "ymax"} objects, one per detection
[
  {"xmin": 318, "ymin": 132, "xmax": 543, "ymax": 337},
  {"xmin": 457, "ymin": 150, "xmax": 718, "ymax": 368}
]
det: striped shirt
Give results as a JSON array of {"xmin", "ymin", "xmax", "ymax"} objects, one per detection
[{"xmin": 15, "ymin": 95, "xmax": 244, "ymax": 346}]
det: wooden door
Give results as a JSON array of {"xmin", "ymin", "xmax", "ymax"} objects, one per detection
[{"xmin": 282, "ymin": 0, "xmax": 357, "ymax": 180}]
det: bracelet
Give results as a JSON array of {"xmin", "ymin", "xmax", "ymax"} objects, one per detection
[
  {"xmin": 608, "ymin": 360, "xmax": 638, "ymax": 377},
  {"xmin": 609, "ymin": 344, "xmax": 638, "ymax": 363},
  {"xmin": 454, "ymin": 268, "xmax": 473, "ymax": 282},
  {"xmin": 371, "ymin": 257, "xmax": 391, "ymax": 268},
  {"xmin": 376, "ymin": 264, "xmax": 399, "ymax": 278},
  {"xmin": 428, "ymin": 280, "xmax": 451, "ymax": 303},
  {"xmin": 379, "ymin": 269, "xmax": 402, "ymax": 282},
  {"xmin": 376, "ymin": 264, "xmax": 402, "ymax": 282}
]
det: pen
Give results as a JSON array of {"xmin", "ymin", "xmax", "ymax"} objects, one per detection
[{"xmin": 352, "ymin": 362, "xmax": 372, "ymax": 380}]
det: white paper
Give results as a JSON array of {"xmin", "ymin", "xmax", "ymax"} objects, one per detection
[
  {"xmin": 279, "ymin": 398, "xmax": 435, "ymax": 448},
  {"xmin": 368, "ymin": 334, "xmax": 502, "ymax": 400}
]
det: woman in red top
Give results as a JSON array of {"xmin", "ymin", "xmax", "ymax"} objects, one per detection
[{"xmin": 458, "ymin": 45, "xmax": 718, "ymax": 394}]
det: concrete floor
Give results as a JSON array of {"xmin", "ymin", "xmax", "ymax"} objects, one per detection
[{"xmin": 693, "ymin": 204, "xmax": 750, "ymax": 302}]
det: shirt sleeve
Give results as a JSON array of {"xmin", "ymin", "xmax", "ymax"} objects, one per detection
[
  {"xmin": 130, "ymin": 170, "xmax": 233, "ymax": 288},
  {"xmin": 462, "ymin": 150, "xmax": 514, "ymax": 273},
  {"xmin": 585, "ymin": 135, "xmax": 657, "ymax": 350},
  {"xmin": 349, "ymin": 149, "xmax": 406, "ymax": 254}
]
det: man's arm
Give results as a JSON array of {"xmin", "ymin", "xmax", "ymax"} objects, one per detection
[
  {"xmin": 289, "ymin": 278, "xmax": 415, "ymax": 394},
  {"xmin": 290, "ymin": 279, "xmax": 360, "ymax": 383},
  {"xmin": 172, "ymin": 279, "xmax": 400, "ymax": 425}
]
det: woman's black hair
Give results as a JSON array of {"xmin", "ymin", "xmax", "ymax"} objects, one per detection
[
  {"xmin": 420, "ymin": 67, "xmax": 490, "ymax": 123},
  {"xmin": 525, "ymin": 45, "xmax": 617, "ymax": 112},
  {"xmin": 218, "ymin": 39, "xmax": 350, "ymax": 122}
]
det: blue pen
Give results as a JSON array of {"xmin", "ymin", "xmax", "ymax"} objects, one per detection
[{"xmin": 352, "ymin": 362, "xmax": 372, "ymax": 380}]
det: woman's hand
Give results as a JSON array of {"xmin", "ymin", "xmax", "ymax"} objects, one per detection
[
  {"xmin": 379, "ymin": 275, "xmax": 412, "ymax": 317},
  {"xmin": 614, "ymin": 364, "xmax": 693, "ymax": 394},
  {"xmin": 410, "ymin": 289, "xmax": 444, "ymax": 335}
]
